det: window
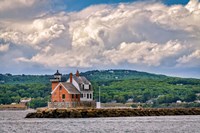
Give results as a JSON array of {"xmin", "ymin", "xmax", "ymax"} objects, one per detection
[
  {"xmin": 72, "ymin": 94, "xmax": 74, "ymax": 99},
  {"xmin": 81, "ymin": 94, "xmax": 83, "ymax": 98},
  {"xmin": 82, "ymin": 84, "xmax": 84, "ymax": 89},
  {"xmin": 87, "ymin": 94, "xmax": 89, "ymax": 99},
  {"xmin": 59, "ymin": 86, "xmax": 62, "ymax": 90},
  {"xmin": 90, "ymin": 94, "xmax": 92, "ymax": 99},
  {"xmin": 85, "ymin": 84, "xmax": 89, "ymax": 89},
  {"xmin": 62, "ymin": 94, "xmax": 65, "ymax": 99},
  {"xmin": 76, "ymin": 94, "xmax": 79, "ymax": 99},
  {"xmin": 81, "ymin": 84, "xmax": 84, "ymax": 90},
  {"xmin": 89, "ymin": 85, "xmax": 91, "ymax": 90}
]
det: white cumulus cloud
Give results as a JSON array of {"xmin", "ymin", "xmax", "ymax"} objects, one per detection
[
  {"xmin": 0, "ymin": 0, "xmax": 36, "ymax": 12},
  {"xmin": 0, "ymin": 0, "xmax": 200, "ymax": 77},
  {"xmin": 177, "ymin": 50, "xmax": 200, "ymax": 67},
  {"xmin": 103, "ymin": 41, "xmax": 186, "ymax": 66},
  {"xmin": 0, "ymin": 14, "xmax": 68, "ymax": 49}
]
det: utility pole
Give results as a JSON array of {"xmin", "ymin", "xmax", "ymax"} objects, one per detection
[
  {"xmin": 99, "ymin": 86, "xmax": 100, "ymax": 103},
  {"xmin": 96, "ymin": 86, "xmax": 101, "ymax": 108}
]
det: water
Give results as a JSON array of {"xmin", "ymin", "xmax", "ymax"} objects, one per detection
[{"xmin": 0, "ymin": 111, "xmax": 200, "ymax": 133}]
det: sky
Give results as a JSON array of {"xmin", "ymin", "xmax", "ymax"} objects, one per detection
[{"xmin": 0, "ymin": 0, "xmax": 200, "ymax": 78}]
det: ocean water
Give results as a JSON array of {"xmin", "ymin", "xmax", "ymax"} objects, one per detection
[{"xmin": 0, "ymin": 111, "xmax": 200, "ymax": 133}]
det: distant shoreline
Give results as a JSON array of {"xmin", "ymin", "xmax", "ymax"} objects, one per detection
[{"xmin": 25, "ymin": 108, "xmax": 200, "ymax": 118}]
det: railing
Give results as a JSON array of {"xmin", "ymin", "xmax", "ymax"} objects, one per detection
[{"xmin": 48, "ymin": 102, "xmax": 80, "ymax": 108}]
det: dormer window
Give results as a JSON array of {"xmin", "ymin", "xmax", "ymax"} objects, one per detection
[
  {"xmin": 89, "ymin": 85, "xmax": 91, "ymax": 90},
  {"xmin": 84, "ymin": 84, "xmax": 89, "ymax": 90}
]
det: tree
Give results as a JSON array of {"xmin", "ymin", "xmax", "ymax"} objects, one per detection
[
  {"xmin": 184, "ymin": 93, "xmax": 196, "ymax": 102},
  {"xmin": 157, "ymin": 94, "xmax": 179, "ymax": 104},
  {"xmin": 30, "ymin": 97, "xmax": 48, "ymax": 109}
]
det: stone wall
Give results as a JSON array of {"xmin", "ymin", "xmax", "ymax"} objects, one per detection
[
  {"xmin": 48, "ymin": 101, "xmax": 96, "ymax": 108},
  {"xmin": 48, "ymin": 102, "xmax": 80, "ymax": 108},
  {"xmin": 80, "ymin": 101, "xmax": 96, "ymax": 108}
]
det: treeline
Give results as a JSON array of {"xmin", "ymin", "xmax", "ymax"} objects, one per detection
[
  {"xmin": 81, "ymin": 69, "xmax": 167, "ymax": 81},
  {"xmin": 93, "ymin": 78, "xmax": 200, "ymax": 104},
  {"xmin": 0, "ymin": 83, "xmax": 51, "ymax": 108},
  {"xmin": 0, "ymin": 70, "xmax": 200, "ymax": 108},
  {"xmin": 0, "ymin": 74, "xmax": 52, "ymax": 84}
]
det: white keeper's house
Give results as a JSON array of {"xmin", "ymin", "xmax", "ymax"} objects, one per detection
[
  {"xmin": 48, "ymin": 70, "xmax": 94, "ymax": 108},
  {"xmin": 67, "ymin": 70, "xmax": 93, "ymax": 102}
]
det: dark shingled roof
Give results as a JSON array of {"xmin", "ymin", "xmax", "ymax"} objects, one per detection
[
  {"xmin": 61, "ymin": 82, "xmax": 80, "ymax": 94},
  {"xmin": 72, "ymin": 75, "xmax": 90, "ymax": 84},
  {"xmin": 54, "ymin": 70, "xmax": 62, "ymax": 75},
  {"xmin": 72, "ymin": 75, "xmax": 93, "ymax": 91}
]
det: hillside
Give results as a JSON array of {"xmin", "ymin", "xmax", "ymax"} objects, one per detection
[
  {"xmin": 0, "ymin": 74, "xmax": 52, "ymax": 84},
  {"xmin": 81, "ymin": 70, "xmax": 168, "ymax": 81},
  {"xmin": 0, "ymin": 70, "xmax": 166, "ymax": 84},
  {"xmin": 0, "ymin": 70, "xmax": 200, "ymax": 108}
]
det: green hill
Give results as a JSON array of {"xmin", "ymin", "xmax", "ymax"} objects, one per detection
[
  {"xmin": 0, "ymin": 69, "xmax": 167, "ymax": 84},
  {"xmin": 81, "ymin": 69, "xmax": 167, "ymax": 81},
  {"xmin": 0, "ymin": 70, "xmax": 200, "ymax": 108},
  {"xmin": 0, "ymin": 73, "xmax": 52, "ymax": 84}
]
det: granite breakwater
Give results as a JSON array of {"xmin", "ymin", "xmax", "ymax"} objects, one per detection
[{"xmin": 25, "ymin": 108, "xmax": 200, "ymax": 118}]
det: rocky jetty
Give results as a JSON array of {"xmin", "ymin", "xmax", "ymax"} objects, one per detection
[
  {"xmin": 25, "ymin": 108, "xmax": 200, "ymax": 118},
  {"xmin": 0, "ymin": 104, "xmax": 27, "ymax": 110}
]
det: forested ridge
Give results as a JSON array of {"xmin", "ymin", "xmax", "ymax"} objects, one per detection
[{"xmin": 0, "ymin": 70, "xmax": 200, "ymax": 108}]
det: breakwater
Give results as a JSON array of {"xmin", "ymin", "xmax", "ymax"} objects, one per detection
[
  {"xmin": 0, "ymin": 104, "xmax": 27, "ymax": 110},
  {"xmin": 25, "ymin": 108, "xmax": 200, "ymax": 118}
]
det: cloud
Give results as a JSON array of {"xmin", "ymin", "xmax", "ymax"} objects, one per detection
[
  {"xmin": 103, "ymin": 40, "xmax": 186, "ymax": 66},
  {"xmin": 0, "ymin": 44, "xmax": 9, "ymax": 52},
  {"xmin": 177, "ymin": 50, "xmax": 200, "ymax": 67},
  {"xmin": 185, "ymin": 0, "xmax": 200, "ymax": 12},
  {"xmin": 0, "ymin": 14, "xmax": 67, "ymax": 49},
  {"xmin": 0, "ymin": 0, "xmax": 200, "ymax": 76},
  {"xmin": 0, "ymin": 0, "xmax": 67, "ymax": 19},
  {"xmin": 0, "ymin": 0, "xmax": 36, "ymax": 12}
]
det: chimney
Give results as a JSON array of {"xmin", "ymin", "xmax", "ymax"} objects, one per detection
[
  {"xmin": 70, "ymin": 73, "xmax": 73, "ymax": 83},
  {"xmin": 76, "ymin": 70, "xmax": 80, "ymax": 77}
]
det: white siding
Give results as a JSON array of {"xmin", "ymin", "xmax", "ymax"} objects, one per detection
[
  {"xmin": 80, "ymin": 91, "xmax": 93, "ymax": 101},
  {"xmin": 67, "ymin": 77, "xmax": 93, "ymax": 102}
]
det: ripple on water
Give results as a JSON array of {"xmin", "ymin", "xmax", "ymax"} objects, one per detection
[{"xmin": 0, "ymin": 111, "xmax": 200, "ymax": 133}]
